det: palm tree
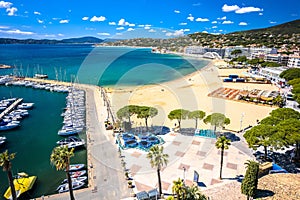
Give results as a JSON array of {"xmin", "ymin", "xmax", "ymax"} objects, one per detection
[
  {"xmin": 185, "ymin": 184, "xmax": 208, "ymax": 200},
  {"xmin": 0, "ymin": 150, "xmax": 17, "ymax": 200},
  {"xmin": 50, "ymin": 146, "xmax": 75, "ymax": 200},
  {"xmin": 172, "ymin": 178, "xmax": 185, "ymax": 200},
  {"xmin": 147, "ymin": 145, "xmax": 169, "ymax": 197},
  {"xmin": 215, "ymin": 136, "xmax": 231, "ymax": 179}
]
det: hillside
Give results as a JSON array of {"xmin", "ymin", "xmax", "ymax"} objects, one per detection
[
  {"xmin": 0, "ymin": 36, "xmax": 103, "ymax": 44},
  {"xmin": 102, "ymin": 19, "xmax": 300, "ymax": 51}
]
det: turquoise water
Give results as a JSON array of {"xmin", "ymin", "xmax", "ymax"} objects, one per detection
[{"xmin": 0, "ymin": 45, "xmax": 209, "ymax": 198}]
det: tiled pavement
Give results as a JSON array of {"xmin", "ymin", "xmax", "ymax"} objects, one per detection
[{"xmin": 120, "ymin": 132, "xmax": 252, "ymax": 195}]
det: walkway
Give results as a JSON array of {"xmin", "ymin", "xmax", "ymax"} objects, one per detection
[{"xmin": 0, "ymin": 98, "xmax": 23, "ymax": 119}]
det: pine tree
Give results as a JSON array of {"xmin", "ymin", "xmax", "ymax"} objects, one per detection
[{"xmin": 241, "ymin": 160, "xmax": 259, "ymax": 200}]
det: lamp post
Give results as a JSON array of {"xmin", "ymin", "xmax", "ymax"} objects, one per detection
[
  {"xmin": 183, "ymin": 167, "xmax": 186, "ymax": 185},
  {"xmin": 240, "ymin": 112, "xmax": 245, "ymax": 132}
]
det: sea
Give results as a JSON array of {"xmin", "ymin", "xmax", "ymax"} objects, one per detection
[{"xmin": 0, "ymin": 44, "xmax": 209, "ymax": 198}]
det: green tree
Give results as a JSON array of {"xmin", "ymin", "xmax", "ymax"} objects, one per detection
[
  {"xmin": 280, "ymin": 68, "xmax": 300, "ymax": 81},
  {"xmin": 0, "ymin": 150, "xmax": 17, "ymax": 200},
  {"xmin": 276, "ymin": 119, "xmax": 300, "ymax": 157},
  {"xmin": 215, "ymin": 136, "xmax": 231, "ymax": 179},
  {"xmin": 231, "ymin": 49, "xmax": 242, "ymax": 57},
  {"xmin": 168, "ymin": 109, "xmax": 190, "ymax": 130},
  {"xmin": 288, "ymin": 78, "xmax": 300, "ymax": 86},
  {"xmin": 203, "ymin": 113, "xmax": 230, "ymax": 132},
  {"xmin": 172, "ymin": 178, "xmax": 185, "ymax": 200},
  {"xmin": 241, "ymin": 160, "xmax": 259, "ymax": 200},
  {"xmin": 188, "ymin": 110, "xmax": 206, "ymax": 129},
  {"xmin": 272, "ymin": 95, "xmax": 284, "ymax": 107},
  {"xmin": 147, "ymin": 145, "xmax": 169, "ymax": 197},
  {"xmin": 136, "ymin": 106, "xmax": 158, "ymax": 131},
  {"xmin": 50, "ymin": 146, "xmax": 75, "ymax": 200},
  {"xmin": 244, "ymin": 124, "xmax": 278, "ymax": 160},
  {"xmin": 184, "ymin": 184, "xmax": 208, "ymax": 200},
  {"xmin": 116, "ymin": 105, "xmax": 139, "ymax": 123}
]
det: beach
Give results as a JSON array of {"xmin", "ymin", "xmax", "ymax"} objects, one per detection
[{"xmin": 107, "ymin": 61, "xmax": 278, "ymax": 132}]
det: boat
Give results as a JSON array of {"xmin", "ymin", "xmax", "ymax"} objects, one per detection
[
  {"xmin": 57, "ymin": 128, "xmax": 82, "ymax": 136},
  {"xmin": 17, "ymin": 103, "xmax": 34, "ymax": 109},
  {"xmin": 62, "ymin": 176, "xmax": 87, "ymax": 184},
  {"xmin": 69, "ymin": 164, "xmax": 85, "ymax": 171},
  {"xmin": 56, "ymin": 136, "xmax": 85, "ymax": 148},
  {"xmin": 34, "ymin": 74, "xmax": 48, "ymax": 79},
  {"xmin": 56, "ymin": 180, "xmax": 85, "ymax": 193},
  {"xmin": 3, "ymin": 172, "xmax": 37, "ymax": 200},
  {"xmin": 0, "ymin": 136, "xmax": 6, "ymax": 146},
  {"xmin": 0, "ymin": 121, "xmax": 20, "ymax": 131},
  {"xmin": 69, "ymin": 170, "xmax": 86, "ymax": 178}
]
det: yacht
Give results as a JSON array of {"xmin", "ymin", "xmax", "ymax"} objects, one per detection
[{"xmin": 56, "ymin": 180, "xmax": 85, "ymax": 193}]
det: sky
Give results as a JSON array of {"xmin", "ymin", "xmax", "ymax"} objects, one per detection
[{"xmin": 0, "ymin": 0, "xmax": 299, "ymax": 39}]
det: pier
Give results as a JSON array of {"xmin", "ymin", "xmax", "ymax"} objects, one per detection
[{"xmin": 0, "ymin": 98, "xmax": 23, "ymax": 120}]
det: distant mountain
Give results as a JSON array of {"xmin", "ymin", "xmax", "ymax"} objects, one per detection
[
  {"xmin": 0, "ymin": 36, "xmax": 103, "ymax": 44},
  {"xmin": 61, "ymin": 36, "xmax": 103, "ymax": 44}
]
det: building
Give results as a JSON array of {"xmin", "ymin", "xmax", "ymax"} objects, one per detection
[
  {"xmin": 258, "ymin": 67, "xmax": 288, "ymax": 86},
  {"xmin": 287, "ymin": 56, "xmax": 300, "ymax": 68},
  {"xmin": 184, "ymin": 46, "xmax": 225, "ymax": 58}
]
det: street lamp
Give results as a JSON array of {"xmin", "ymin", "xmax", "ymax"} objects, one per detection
[
  {"xmin": 240, "ymin": 112, "xmax": 245, "ymax": 132},
  {"xmin": 183, "ymin": 167, "xmax": 186, "ymax": 185}
]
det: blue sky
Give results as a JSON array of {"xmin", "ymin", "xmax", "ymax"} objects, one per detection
[{"xmin": 0, "ymin": 0, "xmax": 299, "ymax": 39}]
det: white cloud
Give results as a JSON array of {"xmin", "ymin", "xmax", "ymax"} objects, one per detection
[
  {"xmin": 138, "ymin": 25, "xmax": 144, "ymax": 27},
  {"xmin": 109, "ymin": 22, "xmax": 116, "ymax": 25},
  {"xmin": 235, "ymin": 7, "xmax": 263, "ymax": 14},
  {"xmin": 90, "ymin": 16, "xmax": 106, "ymax": 22},
  {"xmin": 212, "ymin": 26, "xmax": 217, "ymax": 29},
  {"xmin": 217, "ymin": 16, "xmax": 226, "ymax": 20},
  {"xmin": 212, "ymin": 21, "xmax": 217, "ymax": 24},
  {"xmin": 184, "ymin": 29, "xmax": 190, "ymax": 32},
  {"xmin": 222, "ymin": 4, "xmax": 240, "ymax": 12},
  {"xmin": 116, "ymin": 33, "xmax": 122, "ymax": 36},
  {"xmin": 34, "ymin": 11, "xmax": 41, "ymax": 15},
  {"xmin": 270, "ymin": 21, "xmax": 277, "ymax": 24},
  {"xmin": 44, "ymin": 34, "xmax": 55, "ymax": 37},
  {"xmin": 259, "ymin": 13, "xmax": 263, "ymax": 16},
  {"xmin": 162, "ymin": 30, "xmax": 167, "ymax": 33},
  {"xmin": 239, "ymin": 22, "xmax": 248, "ymax": 26},
  {"xmin": 222, "ymin": 20, "xmax": 234, "ymax": 24},
  {"xmin": 174, "ymin": 10, "xmax": 180, "ymax": 14},
  {"xmin": 48, "ymin": 22, "xmax": 52, "ymax": 24},
  {"xmin": 166, "ymin": 29, "xmax": 185, "ymax": 37},
  {"xmin": 116, "ymin": 27, "xmax": 124, "ymax": 30},
  {"xmin": 187, "ymin": 14, "xmax": 194, "ymax": 21},
  {"xmin": 179, "ymin": 22, "xmax": 187, "ymax": 25},
  {"xmin": 0, "ymin": 1, "xmax": 12, "ymax": 8},
  {"xmin": 144, "ymin": 26, "xmax": 151, "ymax": 30},
  {"xmin": 202, "ymin": 31, "xmax": 208, "ymax": 33},
  {"xmin": 149, "ymin": 29, "xmax": 156, "ymax": 33},
  {"xmin": 97, "ymin": 32, "xmax": 110, "ymax": 36},
  {"xmin": 37, "ymin": 19, "xmax": 43, "ymax": 24},
  {"xmin": 196, "ymin": 18, "xmax": 209, "ymax": 22},
  {"xmin": 6, "ymin": 7, "xmax": 17, "ymax": 16},
  {"xmin": 58, "ymin": 33, "xmax": 64, "ymax": 37},
  {"xmin": 59, "ymin": 19, "xmax": 69, "ymax": 24},
  {"xmin": 129, "ymin": 23, "xmax": 135, "ymax": 27},
  {"xmin": 118, "ymin": 18, "xmax": 126, "ymax": 26},
  {"xmin": 127, "ymin": 28, "xmax": 134, "ymax": 31},
  {"xmin": 52, "ymin": 18, "xmax": 60, "ymax": 20},
  {"xmin": 0, "ymin": 25, "xmax": 9, "ymax": 29},
  {"xmin": 0, "ymin": 29, "xmax": 34, "ymax": 35},
  {"xmin": 82, "ymin": 17, "xmax": 89, "ymax": 21}
]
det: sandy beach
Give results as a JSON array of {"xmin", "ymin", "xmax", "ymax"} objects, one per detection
[{"xmin": 107, "ymin": 61, "xmax": 278, "ymax": 132}]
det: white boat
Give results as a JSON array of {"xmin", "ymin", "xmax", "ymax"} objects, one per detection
[
  {"xmin": 0, "ymin": 122, "xmax": 20, "ymax": 131},
  {"xmin": 56, "ymin": 180, "xmax": 85, "ymax": 193},
  {"xmin": 0, "ymin": 136, "xmax": 6, "ymax": 146},
  {"xmin": 66, "ymin": 141, "xmax": 85, "ymax": 149},
  {"xmin": 17, "ymin": 103, "xmax": 34, "ymax": 109},
  {"xmin": 56, "ymin": 136, "xmax": 83, "ymax": 145},
  {"xmin": 62, "ymin": 176, "xmax": 87, "ymax": 184},
  {"xmin": 58, "ymin": 128, "xmax": 82, "ymax": 136},
  {"xmin": 69, "ymin": 170, "xmax": 86, "ymax": 178},
  {"xmin": 69, "ymin": 164, "xmax": 85, "ymax": 171}
]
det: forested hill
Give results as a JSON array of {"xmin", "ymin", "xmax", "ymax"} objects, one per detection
[{"xmin": 0, "ymin": 36, "xmax": 103, "ymax": 44}]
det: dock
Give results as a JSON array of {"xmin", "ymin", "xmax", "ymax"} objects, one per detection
[{"xmin": 0, "ymin": 98, "xmax": 23, "ymax": 120}]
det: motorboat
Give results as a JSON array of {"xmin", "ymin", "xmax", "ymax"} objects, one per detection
[
  {"xmin": 57, "ymin": 136, "xmax": 85, "ymax": 149},
  {"xmin": 0, "ymin": 136, "xmax": 6, "ymax": 146},
  {"xmin": 69, "ymin": 164, "xmax": 85, "ymax": 171},
  {"xmin": 0, "ymin": 121, "xmax": 20, "ymax": 131},
  {"xmin": 17, "ymin": 103, "xmax": 34, "ymax": 109},
  {"xmin": 58, "ymin": 128, "xmax": 82, "ymax": 136},
  {"xmin": 69, "ymin": 170, "xmax": 86, "ymax": 178},
  {"xmin": 62, "ymin": 176, "xmax": 87, "ymax": 184},
  {"xmin": 56, "ymin": 180, "xmax": 85, "ymax": 193},
  {"xmin": 3, "ymin": 172, "xmax": 37, "ymax": 200}
]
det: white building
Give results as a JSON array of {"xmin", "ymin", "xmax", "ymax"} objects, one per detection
[
  {"xmin": 258, "ymin": 67, "xmax": 287, "ymax": 86},
  {"xmin": 287, "ymin": 56, "xmax": 300, "ymax": 68}
]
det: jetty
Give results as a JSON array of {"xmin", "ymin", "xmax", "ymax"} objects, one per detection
[{"xmin": 0, "ymin": 98, "xmax": 23, "ymax": 120}]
